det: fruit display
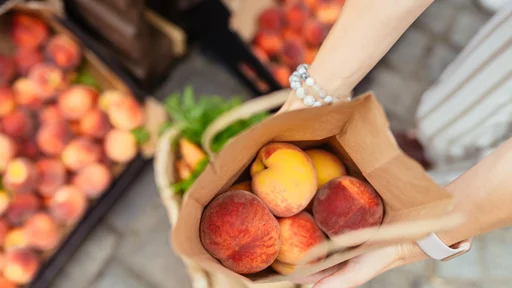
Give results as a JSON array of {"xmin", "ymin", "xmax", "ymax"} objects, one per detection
[
  {"xmin": 0, "ymin": 12, "xmax": 147, "ymax": 286},
  {"xmin": 252, "ymin": 0, "xmax": 346, "ymax": 86},
  {"xmin": 199, "ymin": 143, "xmax": 384, "ymax": 275}
]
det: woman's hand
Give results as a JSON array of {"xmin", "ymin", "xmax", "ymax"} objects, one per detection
[{"xmin": 294, "ymin": 243, "xmax": 427, "ymax": 288}]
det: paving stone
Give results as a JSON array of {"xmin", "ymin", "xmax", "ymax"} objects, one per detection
[
  {"xmin": 385, "ymin": 27, "xmax": 431, "ymax": 77},
  {"xmin": 93, "ymin": 261, "xmax": 152, "ymax": 288},
  {"xmin": 449, "ymin": 9, "xmax": 489, "ymax": 48},
  {"xmin": 427, "ymin": 42, "xmax": 459, "ymax": 82},
  {"xmin": 436, "ymin": 237, "xmax": 484, "ymax": 280},
  {"xmin": 417, "ymin": 0, "xmax": 458, "ymax": 36},
  {"xmin": 482, "ymin": 227, "xmax": 512, "ymax": 278},
  {"xmin": 52, "ymin": 225, "xmax": 119, "ymax": 288}
]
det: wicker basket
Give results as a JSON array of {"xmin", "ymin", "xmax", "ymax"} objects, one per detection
[{"xmin": 154, "ymin": 90, "xmax": 313, "ymax": 288}]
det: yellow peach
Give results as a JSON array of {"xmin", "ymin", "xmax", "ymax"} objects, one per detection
[{"xmin": 305, "ymin": 149, "xmax": 346, "ymax": 188}]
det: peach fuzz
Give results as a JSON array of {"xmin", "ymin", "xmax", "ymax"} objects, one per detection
[
  {"xmin": 200, "ymin": 190, "xmax": 280, "ymax": 274},
  {"xmin": 0, "ymin": 133, "xmax": 17, "ymax": 172},
  {"xmin": 305, "ymin": 149, "xmax": 346, "ymax": 188},
  {"xmin": 104, "ymin": 129, "xmax": 137, "ymax": 163},
  {"xmin": 36, "ymin": 121, "xmax": 72, "ymax": 156},
  {"xmin": 61, "ymin": 137, "xmax": 101, "ymax": 171},
  {"xmin": 49, "ymin": 185, "xmax": 87, "ymax": 225},
  {"xmin": 58, "ymin": 85, "xmax": 98, "ymax": 120},
  {"xmin": 107, "ymin": 95, "xmax": 144, "ymax": 130},
  {"xmin": 313, "ymin": 176, "xmax": 384, "ymax": 237},
  {"xmin": 10, "ymin": 14, "xmax": 49, "ymax": 49},
  {"xmin": 2, "ymin": 158, "xmax": 38, "ymax": 194},
  {"xmin": 28, "ymin": 63, "xmax": 67, "ymax": 101},
  {"xmin": 23, "ymin": 212, "xmax": 60, "ymax": 251},
  {"xmin": 79, "ymin": 109, "xmax": 111, "ymax": 139},
  {"xmin": 4, "ymin": 249, "xmax": 40, "ymax": 285},
  {"xmin": 72, "ymin": 163, "xmax": 112, "ymax": 198},
  {"xmin": 276, "ymin": 212, "xmax": 326, "ymax": 265},
  {"xmin": 0, "ymin": 87, "xmax": 15, "ymax": 117},
  {"xmin": 36, "ymin": 158, "xmax": 67, "ymax": 197},
  {"xmin": 5, "ymin": 193, "xmax": 41, "ymax": 226},
  {"xmin": 251, "ymin": 143, "xmax": 317, "ymax": 217}
]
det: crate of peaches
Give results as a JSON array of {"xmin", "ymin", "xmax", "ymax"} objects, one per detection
[
  {"xmin": 0, "ymin": 10, "xmax": 151, "ymax": 287},
  {"xmin": 171, "ymin": 89, "xmax": 464, "ymax": 284}
]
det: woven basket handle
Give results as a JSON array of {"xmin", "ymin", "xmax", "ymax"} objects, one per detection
[{"xmin": 202, "ymin": 89, "xmax": 290, "ymax": 160}]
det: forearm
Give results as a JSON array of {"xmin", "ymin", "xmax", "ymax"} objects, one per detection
[
  {"xmin": 282, "ymin": 0, "xmax": 434, "ymax": 110},
  {"xmin": 439, "ymin": 138, "xmax": 512, "ymax": 245}
]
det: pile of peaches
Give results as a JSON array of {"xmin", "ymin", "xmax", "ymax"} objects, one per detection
[
  {"xmin": 200, "ymin": 143, "xmax": 384, "ymax": 275},
  {"xmin": 252, "ymin": 0, "xmax": 346, "ymax": 87},
  {"xmin": 0, "ymin": 13, "xmax": 144, "ymax": 286}
]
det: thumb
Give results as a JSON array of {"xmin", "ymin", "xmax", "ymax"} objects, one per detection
[{"xmin": 313, "ymin": 246, "xmax": 400, "ymax": 288}]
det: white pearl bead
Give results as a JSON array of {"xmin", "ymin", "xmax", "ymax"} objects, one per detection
[
  {"xmin": 312, "ymin": 101, "xmax": 322, "ymax": 107},
  {"xmin": 305, "ymin": 77, "xmax": 315, "ymax": 86},
  {"xmin": 324, "ymin": 96, "xmax": 333, "ymax": 103},
  {"xmin": 289, "ymin": 75, "xmax": 299, "ymax": 84},
  {"xmin": 297, "ymin": 64, "xmax": 307, "ymax": 74},
  {"xmin": 296, "ymin": 87, "xmax": 306, "ymax": 99},
  {"xmin": 303, "ymin": 95, "xmax": 315, "ymax": 106},
  {"xmin": 290, "ymin": 81, "xmax": 301, "ymax": 90},
  {"xmin": 292, "ymin": 71, "xmax": 300, "ymax": 77}
]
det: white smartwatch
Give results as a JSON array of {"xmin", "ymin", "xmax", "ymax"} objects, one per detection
[{"xmin": 417, "ymin": 233, "xmax": 473, "ymax": 261}]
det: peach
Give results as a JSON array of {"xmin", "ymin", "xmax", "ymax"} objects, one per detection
[
  {"xmin": 15, "ymin": 48, "xmax": 43, "ymax": 76},
  {"xmin": 200, "ymin": 191, "xmax": 280, "ymax": 274},
  {"xmin": 279, "ymin": 38, "xmax": 305, "ymax": 69},
  {"xmin": 5, "ymin": 193, "xmax": 40, "ymax": 226},
  {"xmin": 282, "ymin": 28, "xmax": 301, "ymax": 42},
  {"xmin": 39, "ymin": 104, "xmax": 63, "ymax": 123},
  {"xmin": 79, "ymin": 109, "xmax": 111, "ymax": 139},
  {"xmin": 4, "ymin": 249, "xmax": 40, "ymax": 285},
  {"xmin": 0, "ymin": 219, "xmax": 8, "ymax": 246},
  {"xmin": 36, "ymin": 122, "xmax": 72, "ymax": 156},
  {"xmin": 58, "ymin": 85, "xmax": 98, "ymax": 120},
  {"xmin": 28, "ymin": 63, "xmax": 67, "ymax": 101},
  {"xmin": 304, "ymin": 0, "xmax": 319, "ymax": 11},
  {"xmin": 10, "ymin": 13, "xmax": 49, "ymax": 49},
  {"xmin": 19, "ymin": 140, "xmax": 40, "ymax": 159},
  {"xmin": 271, "ymin": 260, "xmax": 296, "ymax": 275},
  {"xmin": 36, "ymin": 158, "xmax": 67, "ymax": 197},
  {"xmin": 0, "ymin": 133, "xmax": 17, "ymax": 172},
  {"xmin": 258, "ymin": 7, "xmax": 284, "ymax": 32},
  {"xmin": 107, "ymin": 95, "xmax": 144, "ymax": 130},
  {"xmin": 316, "ymin": 1, "xmax": 343, "ymax": 26},
  {"xmin": 269, "ymin": 64, "xmax": 291, "ymax": 87},
  {"xmin": 179, "ymin": 138, "xmax": 206, "ymax": 170},
  {"xmin": 251, "ymin": 143, "xmax": 317, "ymax": 217},
  {"xmin": 4, "ymin": 228, "xmax": 29, "ymax": 251},
  {"xmin": 12, "ymin": 78, "xmax": 42, "ymax": 110},
  {"xmin": 0, "ymin": 276, "xmax": 15, "ymax": 288},
  {"xmin": 49, "ymin": 185, "xmax": 87, "ymax": 225},
  {"xmin": 228, "ymin": 181, "xmax": 252, "ymax": 192},
  {"xmin": 72, "ymin": 163, "xmax": 112, "ymax": 198},
  {"xmin": 69, "ymin": 120, "xmax": 81, "ymax": 135},
  {"xmin": 176, "ymin": 159, "xmax": 192, "ymax": 181},
  {"xmin": 0, "ymin": 191, "xmax": 10, "ymax": 217},
  {"xmin": 276, "ymin": 212, "xmax": 326, "ymax": 265},
  {"xmin": 98, "ymin": 90, "xmax": 123, "ymax": 112},
  {"xmin": 23, "ymin": 212, "xmax": 60, "ymax": 251},
  {"xmin": 252, "ymin": 45, "xmax": 269, "ymax": 65},
  {"xmin": 304, "ymin": 20, "xmax": 328, "ymax": 47},
  {"xmin": 305, "ymin": 149, "xmax": 346, "ymax": 188},
  {"xmin": 61, "ymin": 137, "xmax": 101, "ymax": 171},
  {"xmin": 0, "ymin": 55, "xmax": 16, "ymax": 85},
  {"xmin": 305, "ymin": 47, "xmax": 318, "ymax": 64},
  {"xmin": 3, "ymin": 158, "xmax": 38, "ymax": 194},
  {"xmin": 285, "ymin": 3, "xmax": 309, "ymax": 31},
  {"xmin": 0, "ymin": 87, "xmax": 16, "ymax": 116},
  {"xmin": 254, "ymin": 31, "xmax": 283, "ymax": 56},
  {"xmin": 104, "ymin": 129, "xmax": 137, "ymax": 163},
  {"xmin": 45, "ymin": 34, "xmax": 82, "ymax": 71},
  {"xmin": 1, "ymin": 109, "xmax": 34, "ymax": 139},
  {"xmin": 313, "ymin": 176, "xmax": 384, "ymax": 237}
]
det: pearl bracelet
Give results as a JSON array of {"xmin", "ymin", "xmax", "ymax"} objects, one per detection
[{"xmin": 288, "ymin": 64, "xmax": 334, "ymax": 107}]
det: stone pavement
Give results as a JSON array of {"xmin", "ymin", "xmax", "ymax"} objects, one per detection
[{"xmin": 51, "ymin": 1, "xmax": 511, "ymax": 287}]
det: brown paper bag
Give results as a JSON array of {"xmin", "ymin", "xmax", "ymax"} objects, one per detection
[{"xmin": 172, "ymin": 90, "xmax": 463, "ymax": 284}]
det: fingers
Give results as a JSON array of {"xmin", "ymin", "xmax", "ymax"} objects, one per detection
[
  {"xmin": 291, "ymin": 263, "xmax": 346, "ymax": 284},
  {"xmin": 312, "ymin": 246, "xmax": 399, "ymax": 288}
]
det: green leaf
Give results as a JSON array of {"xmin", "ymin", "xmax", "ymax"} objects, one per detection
[
  {"xmin": 172, "ymin": 157, "xmax": 209, "ymax": 195},
  {"xmin": 131, "ymin": 127, "xmax": 151, "ymax": 144},
  {"xmin": 73, "ymin": 68, "xmax": 101, "ymax": 90}
]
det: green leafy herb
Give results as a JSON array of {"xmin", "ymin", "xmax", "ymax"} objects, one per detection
[
  {"xmin": 73, "ymin": 67, "xmax": 101, "ymax": 90},
  {"xmin": 211, "ymin": 112, "xmax": 269, "ymax": 152},
  {"xmin": 171, "ymin": 157, "xmax": 209, "ymax": 195},
  {"xmin": 131, "ymin": 127, "xmax": 150, "ymax": 144}
]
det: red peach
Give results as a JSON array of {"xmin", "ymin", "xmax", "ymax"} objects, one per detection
[
  {"xmin": 0, "ymin": 87, "xmax": 16, "ymax": 116},
  {"xmin": 5, "ymin": 193, "xmax": 41, "ymax": 226},
  {"xmin": 0, "ymin": 219, "xmax": 8, "ymax": 247},
  {"xmin": 313, "ymin": 176, "xmax": 384, "ymax": 237},
  {"xmin": 304, "ymin": 0, "xmax": 319, "ymax": 11},
  {"xmin": 49, "ymin": 185, "xmax": 87, "ymax": 225},
  {"xmin": 279, "ymin": 38, "xmax": 305, "ymax": 69},
  {"xmin": 0, "ymin": 276, "xmax": 15, "ymax": 288},
  {"xmin": 61, "ymin": 137, "xmax": 101, "ymax": 171},
  {"xmin": 58, "ymin": 85, "xmax": 98, "ymax": 120},
  {"xmin": 200, "ymin": 191, "xmax": 280, "ymax": 274},
  {"xmin": 23, "ymin": 212, "xmax": 60, "ymax": 251},
  {"xmin": 10, "ymin": 13, "xmax": 49, "ymax": 49},
  {"xmin": 107, "ymin": 95, "xmax": 144, "ymax": 130},
  {"xmin": 45, "ymin": 34, "xmax": 82, "ymax": 71},
  {"xmin": 304, "ymin": 20, "xmax": 328, "ymax": 47},
  {"xmin": 18, "ymin": 140, "xmax": 40, "ymax": 160},
  {"xmin": 0, "ymin": 192, "xmax": 10, "ymax": 217},
  {"xmin": 254, "ymin": 31, "xmax": 283, "ymax": 56},
  {"xmin": 0, "ymin": 133, "xmax": 17, "ymax": 172},
  {"xmin": 0, "ymin": 109, "xmax": 34, "ymax": 139},
  {"xmin": 0, "ymin": 55, "xmax": 16, "ymax": 85},
  {"xmin": 104, "ymin": 129, "xmax": 137, "ymax": 163},
  {"xmin": 15, "ymin": 48, "xmax": 43, "ymax": 76},
  {"xmin": 72, "ymin": 163, "xmax": 112, "ymax": 198},
  {"xmin": 36, "ymin": 158, "xmax": 67, "ymax": 197},
  {"xmin": 28, "ymin": 63, "xmax": 67, "ymax": 101},
  {"xmin": 36, "ymin": 122, "xmax": 72, "ymax": 156},
  {"xmin": 2, "ymin": 158, "xmax": 38, "ymax": 194},
  {"xmin": 269, "ymin": 64, "xmax": 292, "ymax": 87},
  {"xmin": 12, "ymin": 78, "xmax": 42, "ymax": 110},
  {"xmin": 79, "ymin": 109, "xmax": 111, "ymax": 139},
  {"xmin": 39, "ymin": 104, "xmax": 64, "ymax": 124},
  {"xmin": 284, "ymin": 3, "xmax": 309, "ymax": 31},
  {"xmin": 4, "ymin": 249, "xmax": 40, "ymax": 285},
  {"xmin": 258, "ymin": 7, "xmax": 284, "ymax": 32}
]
